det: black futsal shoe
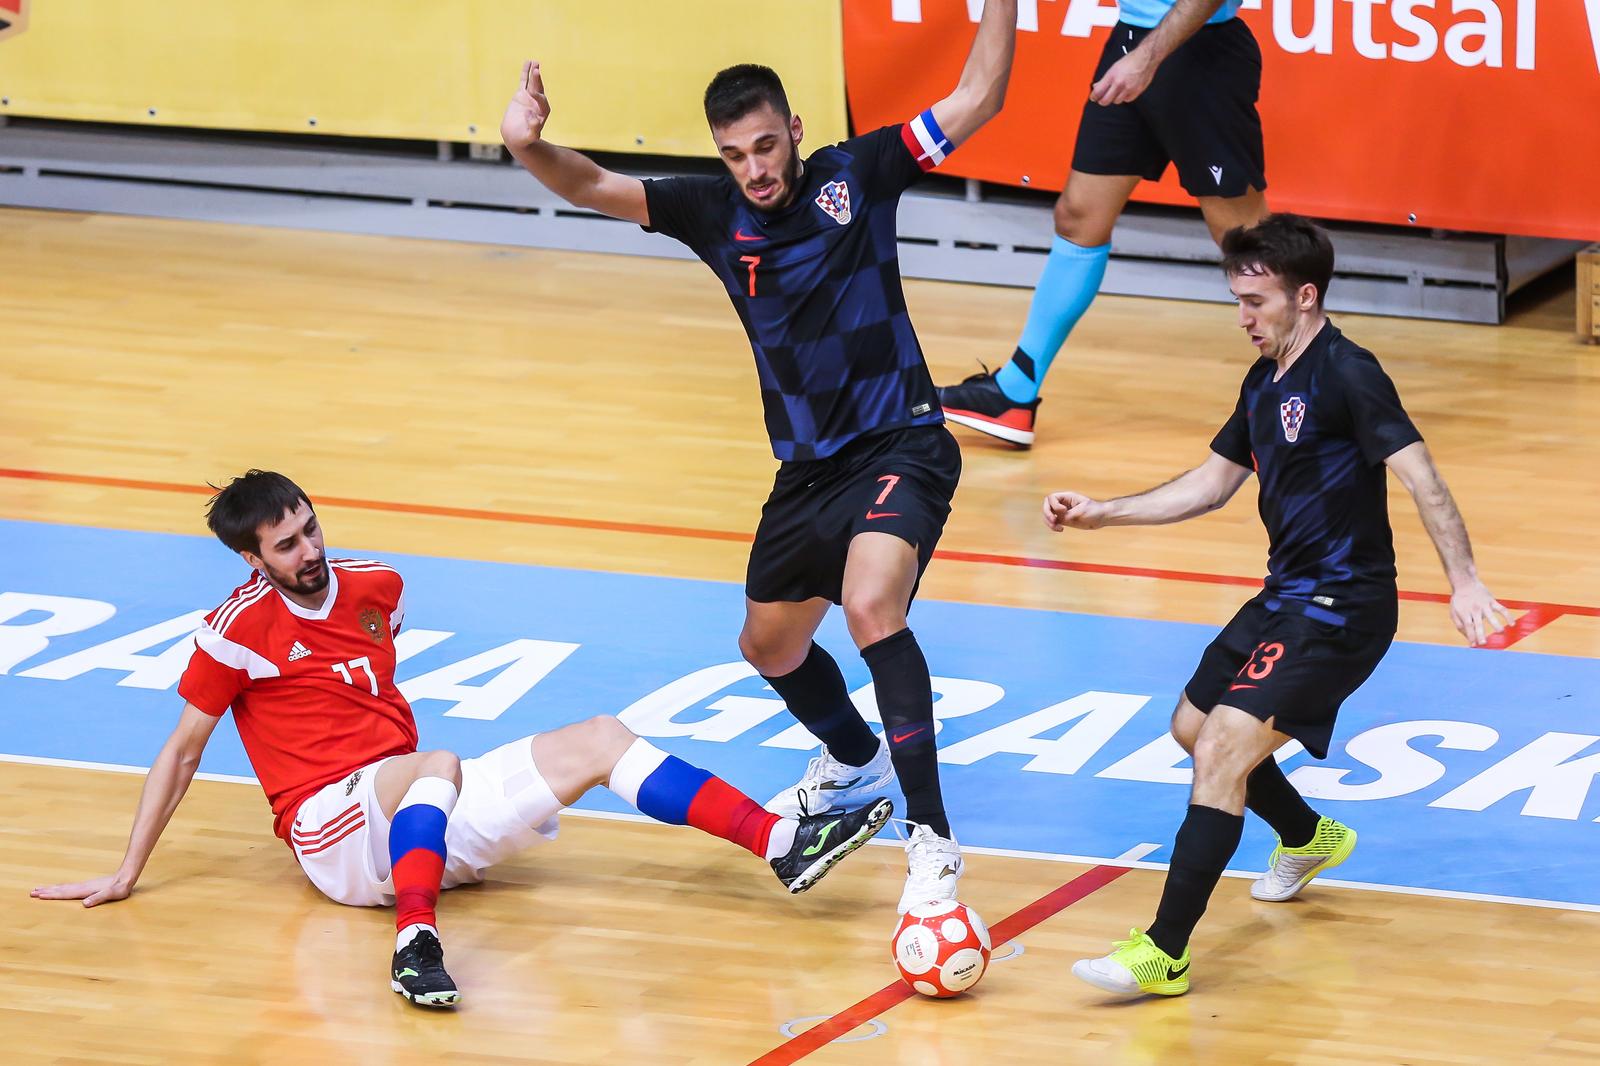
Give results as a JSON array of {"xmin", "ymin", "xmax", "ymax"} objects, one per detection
[
  {"xmin": 937, "ymin": 362, "xmax": 1041, "ymax": 447},
  {"xmin": 772, "ymin": 796, "xmax": 895, "ymax": 894},
  {"xmin": 391, "ymin": 928, "xmax": 461, "ymax": 1008}
]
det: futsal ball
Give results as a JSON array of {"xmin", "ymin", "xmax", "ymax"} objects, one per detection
[{"xmin": 891, "ymin": 900, "xmax": 991, "ymax": 998}]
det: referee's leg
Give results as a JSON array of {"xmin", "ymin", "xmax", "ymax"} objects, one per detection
[
  {"xmin": 988, "ymin": 172, "xmax": 1136, "ymax": 407},
  {"xmin": 1196, "ymin": 188, "xmax": 1268, "ymax": 246}
]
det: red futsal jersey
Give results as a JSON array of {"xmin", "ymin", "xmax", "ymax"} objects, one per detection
[{"xmin": 178, "ymin": 560, "xmax": 418, "ymax": 839}]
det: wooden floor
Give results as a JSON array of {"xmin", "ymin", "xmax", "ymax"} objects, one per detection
[{"xmin": 4, "ymin": 207, "xmax": 1600, "ymax": 1063}]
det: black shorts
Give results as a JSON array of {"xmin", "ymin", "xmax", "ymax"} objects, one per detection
[
  {"xmin": 1183, "ymin": 593, "xmax": 1394, "ymax": 758},
  {"xmin": 1072, "ymin": 19, "xmax": 1265, "ymax": 199},
  {"xmin": 746, "ymin": 425, "xmax": 961, "ymax": 604}
]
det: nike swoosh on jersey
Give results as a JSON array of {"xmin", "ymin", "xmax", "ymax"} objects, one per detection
[
  {"xmin": 734, "ymin": 228, "xmax": 763, "ymax": 242},
  {"xmin": 1227, "ymin": 683, "xmax": 1259, "ymax": 692},
  {"xmin": 865, "ymin": 511, "xmax": 901, "ymax": 520}
]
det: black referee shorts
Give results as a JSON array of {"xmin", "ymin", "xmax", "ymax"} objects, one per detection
[
  {"xmin": 1072, "ymin": 18, "xmax": 1265, "ymax": 199},
  {"xmin": 1184, "ymin": 593, "xmax": 1394, "ymax": 759},
  {"xmin": 746, "ymin": 425, "xmax": 961, "ymax": 605}
]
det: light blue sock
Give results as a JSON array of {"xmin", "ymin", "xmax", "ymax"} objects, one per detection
[{"xmin": 993, "ymin": 235, "xmax": 1111, "ymax": 404}]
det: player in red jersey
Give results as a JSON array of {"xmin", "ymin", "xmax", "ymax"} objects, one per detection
[{"xmin": 32, "ymin": 470, "xmax": 893, "ymax": 1008}]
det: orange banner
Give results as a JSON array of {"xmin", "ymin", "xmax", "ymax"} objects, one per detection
[
  {"xmin": 844, "ymin": 0, "xmax": 1600, "ymax": 240},
  {"xmin": 0, "ymin": 0, "xmax": 28, "ymax": 42}
]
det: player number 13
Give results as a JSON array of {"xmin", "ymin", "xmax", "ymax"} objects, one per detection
[{"xmin": 332, "ymin": 656, "xmax": 379, "ymax": 696}]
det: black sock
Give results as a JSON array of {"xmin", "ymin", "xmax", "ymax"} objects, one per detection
[
  {"xmin": 1146, "ymin": 804, "xmax": 1244, "ymax": 958},
  {"xmin": 861, "ymin": 628, "xmax": 949, "ymax": 838},
  {"xmin": 1246, "ymin": 757, "xmax": 1320, "ymax": 849},
  {"xmin": 761, "ymin": 642, "xmax": 880, "ymax": 768}
]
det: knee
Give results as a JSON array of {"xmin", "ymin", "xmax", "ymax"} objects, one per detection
[
  {"xmin": 420, "ymin": 749, "xmax": 462, "ymax": 787},
  {"xmin": 1169, "ymin": 701, "xmax": 1202, "ymax": 754},
  {"xmin": 1190, "ymin": 729, "xmax": 1251, "ymax": 790},
  {"xmin": 1191, "ymin": 728, "xmax": 1224, "ymax": 767},
  {"xmin": 580, "ymin": 714, "xmax": 636, "ymax": 756},
  {"xmin": 1170, "ymin": 715, "xmax": 1200, "ymax": 756},
  {"xmin": 1053, "ymin": 189, "xmax": 1113, "ymax": 247},
  {"xmin": 738, "ymin": 627, "xmax": 807, "ymax": 677},
  {"xmin": 841, "ymin": 591, "xmax": 905, "ymax": 649}
]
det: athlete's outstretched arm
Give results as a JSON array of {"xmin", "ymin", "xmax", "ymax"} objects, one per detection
[
  {"xmin": 31, "ymin": 702, "xmax": 219, "ymax": 906},
  {"xmin": 1091, "ymin": 0, "xmax": 1227, "ymax": 106},
  {"xmin": 927, "ymin": 0, "xmax": 1019, "ymax": 147},
  {"xmin": 501, "ymin": 60, "xmax": 649, "ymax": 226},
  {"xmin": 1043, "ymin": 451, "xmax": 1251, "ymax": 531},
  {"xmin": 1384, "ymin": 441, "xmax": 1509, "ymax": 646}
]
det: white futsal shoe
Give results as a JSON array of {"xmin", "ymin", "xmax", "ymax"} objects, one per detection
[
  {"xmin": 897, "ymin": 821, "xmax": 964, "ymax": 914},
  {"xmin": 1250, "ymin": 817, "xmax": 1357, "ymax": 902},
  {"xmin": 765, "ymin": 739, "xmax": 896, "ymax": 818}
]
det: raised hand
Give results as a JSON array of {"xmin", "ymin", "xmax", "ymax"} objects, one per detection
[
  {"xmin": 501, "ymin": 60, "xmax": 551, "ymax": 151},
  {"xmin": 32, "ymin": 873, "xmax": 133, "ymax": 907}
]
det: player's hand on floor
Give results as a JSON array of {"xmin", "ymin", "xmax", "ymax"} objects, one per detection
[
  {"xmin": 501, "ymin": 60, "xmax": 551, "ymax": 150},
  {"xmin": 1450, "ymin": 582, "xmax": 1512, "ymax": 646},
  {"xmin": 31, "ymin": 873, "xmax": 133, "ymax": 907},
  {"xmin": 1090, "ymin": 50, "xmax": 1156, "ymax": 106},
  {"xmin": 1044, "ymin": 491, "xmax": 1108, "ymax": 531}
]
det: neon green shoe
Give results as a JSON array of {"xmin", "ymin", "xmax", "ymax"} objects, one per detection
[
  {"xmin": 1251, "ymin": 817, "xmax": 1357, "ymax": 902},
  {"xmin": 1072, "ymin": 929, "xmax": 1191, "ymax": 997}
]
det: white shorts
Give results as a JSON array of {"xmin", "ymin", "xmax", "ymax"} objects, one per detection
[{"xmin": 289, "ymin": 736, "xmax": 563, "ymax": 908}]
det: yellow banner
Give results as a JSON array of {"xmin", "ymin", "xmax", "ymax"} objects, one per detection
[{"xmin": 0, "ymin": 1, "xmax": 846, "ymax": 155}]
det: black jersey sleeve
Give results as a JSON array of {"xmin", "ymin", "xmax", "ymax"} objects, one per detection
[
  {"xmin": 843, "ymin": 114, "xmax": 949, "ymax": 199},
  {"xmin": 1331, "ymin": 350, "xmax": 1424, "ymax": 464},
  {"xmin": 1210, "ymin": 383, "xmax": 1254, "ymax": 468},
  {"xmin": 641, "ymin": 176, "xmax": 725, "ymax": 251}
]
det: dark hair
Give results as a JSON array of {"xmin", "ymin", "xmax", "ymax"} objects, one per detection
[
  {"xmin": 205, "ymin": 470, "xmax": 312, "ymax": 554},
  {"xmin": 1220, "ymin": 213, "xmax": 1335, "ymax": 307},
  {"xmin": 703, "ymin": 64, "xmax": 790, "ymax": 128}
]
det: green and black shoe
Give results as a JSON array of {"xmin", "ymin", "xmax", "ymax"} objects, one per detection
[
  {"xmin": 772, "ymin": 796, "xmax": 894, "ymax": 894},
  {"xmin": 391, "ymin": 928, "xmax": 461, "ymax": 1008}
]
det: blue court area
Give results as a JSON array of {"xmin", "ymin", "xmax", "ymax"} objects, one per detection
[{"xmin": 4, "ymin": 518, "xmax": 1599, "ymax": 908}]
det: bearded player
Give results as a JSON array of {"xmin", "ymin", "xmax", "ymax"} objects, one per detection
[
  {"xmin": 501, "ymin": 1, "xmax": 1019, "ymax": 916},
  {"xmin": 33, "ymin": 470, "xmax": 892, "ymax": 1007}
]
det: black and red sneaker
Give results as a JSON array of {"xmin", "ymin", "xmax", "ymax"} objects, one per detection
[{"xmin": 937, "ymin": 365, "xmax": 1040, "ymax": 448}]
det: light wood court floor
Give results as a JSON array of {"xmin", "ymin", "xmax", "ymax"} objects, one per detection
[{"xmin": 4, "ymin": 208, "xmax": 1600, "ymax": 1063}]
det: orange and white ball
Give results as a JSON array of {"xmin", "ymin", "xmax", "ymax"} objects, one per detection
[{"xmin": 891, "ymin": 900, "xmax": 991, "ymax": 998}]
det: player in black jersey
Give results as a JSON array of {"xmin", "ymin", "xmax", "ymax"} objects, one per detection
[
  {"xmin": 500, "ymin": 2, "xmax": 1019, "ymax": 913},
  {"xmin": 1044, "ymin": 215, "xmax": 1508, "ymax": 997}
]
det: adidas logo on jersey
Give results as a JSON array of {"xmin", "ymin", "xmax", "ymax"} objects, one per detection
[{"xmin": 287, "ymin": 641, "xmax": 313, "ymax": 662}]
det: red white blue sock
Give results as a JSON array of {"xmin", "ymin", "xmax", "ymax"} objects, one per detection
[
  {"xmin": 608, "ymin": 739, "xmax": 795, "ymax": 860},
  {"xmin": 389, "ymin": 776, "xmax": 458, "ymax": 949}
]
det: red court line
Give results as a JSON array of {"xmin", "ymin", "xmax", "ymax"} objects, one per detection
[
  {"xmin": 747, "ymin": 862, "xmax": 1132, "ymax": 1066},
  {"xmin": 0, "ymin": 467, "xmax": 755, "ymax": 543},
  {"xmin": 4, "ymin": 467, "xmax": 1594, "ymax": 648},
  {"xmin": 1481, "ymin": 605, "xmax": 1564, "ymax": 650}
]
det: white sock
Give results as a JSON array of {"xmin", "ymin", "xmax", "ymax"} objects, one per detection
[
  {"xmin": 764, "ymin": 818, "xmax": 799, "ymax": 861},
  {"xmin": 396, "ymin": 922, "xmax": 438, "ymax": 952}
]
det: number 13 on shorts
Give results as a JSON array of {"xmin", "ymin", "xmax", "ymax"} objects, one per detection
[{"xmin": 1239, "ymin": 642, "xmax": 1284, "ymax": 680}]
